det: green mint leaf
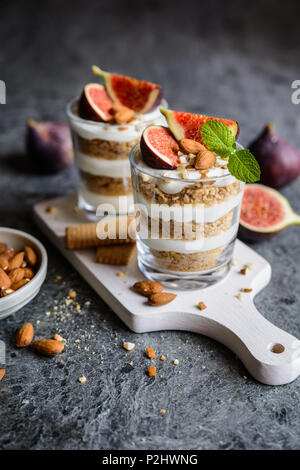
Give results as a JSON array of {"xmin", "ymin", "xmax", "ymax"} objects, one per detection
[
  {"xmin": 201, "ymin": 120, "xmax": 235, "ymax": 158},
  {"xmin": 228, "ymin": 149, "xmax": 261, "ymax": 183}
]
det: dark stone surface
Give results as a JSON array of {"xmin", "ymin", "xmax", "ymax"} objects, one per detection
[{"xmin": 1, "ymin": 0, "xmax": 300, "ymax": 450}]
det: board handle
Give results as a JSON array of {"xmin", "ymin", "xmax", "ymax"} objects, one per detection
[{"xmin": 198, "ymin": 299, "xmax": 300, "ymax": 385}]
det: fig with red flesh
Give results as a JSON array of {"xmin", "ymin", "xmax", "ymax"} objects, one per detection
[
  {"xmin": 92, "ymin": 65, "xmax": 162, "ymax": 114},
  {"xmin": 239, "ymin": 184, "xmax": 300, "ymax": 242},
  {"xmin": 79, "ymin": 83, "xmax": 113, "ymax": 122},
  {"xmin": 26, "ymin": 120, "xmax": 74, "ymax": 173},
  {"xmin": 249, "ymin": 123, "xmax": 300, "ymax": 189},
  {"xmin": 160, "ymin": 108, "xmax": 239, "ymax": 143},
  {"xmin": 140, "ymin": 125, "xmax": 180, "ymax": 170}
]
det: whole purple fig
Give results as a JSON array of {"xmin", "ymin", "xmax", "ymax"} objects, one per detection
[
  {"xmin": 249, "ymin": 123, "xmax": 300, "ymax": 188},
  {"xmin": 26, "ymin": 120, "xmax": 74, "ymax": 173}
]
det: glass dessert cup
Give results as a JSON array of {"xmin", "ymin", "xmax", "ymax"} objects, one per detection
[
  {"xmin": 130, "ymin": 144, "xmax": 245, "ymax": 290},
  {"xmin": 66, "ymin": 98, "xmax": 167, "ymax": 219}
]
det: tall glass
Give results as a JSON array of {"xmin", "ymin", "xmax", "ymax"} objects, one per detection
[
  {"xmin": 66, "ymin": 98, "xmax": 167, "ymax": 218},
  {"xmin": 130, "ymin": 144, "xmax": 245, "ymax": 289}
]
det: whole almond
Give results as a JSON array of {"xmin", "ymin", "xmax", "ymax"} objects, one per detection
[
  {"xmin": 23, "ymin": 268, "xmax": 34, "ymax": 279},
  {"xmin": 15, "ymin": 322, "xmax": 34, "ymax": 347},
  {"xmin": 24, "ymin": 246, "xmax": 37, "ymax": 267},
  {"xmin": 32, "ymin": 339, "xmax": 64, "ymax": 357},
  {"xmin": 0, "ymin": 254, "xmax": 9, "ymax": 271},
  {"xmin": 0, "ymin": 369, "xmax": 5, "ymax": 381},
  {"xmin": 0, "ymin": 268, "xmax": 11, "ymax": 290},
  {"xmin": 114, "ymin": 108, "xmax": 135, "ymax": 125},
  {"xmin": 133, "ymin": 281, "xmax": 163, "ymax": 297},
  {"xmin": 0, "ymin": 288, "xmax": 15, "ymax": 298},
  {"xmin": 148, "ymin": 292, "xmax": 177, "ymax": 306},
  {"xmin": 9, "ymin": 251, "xmax": 25, "ymax": 270},
  {"xmin": 0, "ymin": 243, "xmax": 7, "ymax": 254},
  {"xmin": 179, "ymin": 139, "xmax": 207, "ymax": 155},
  {"xmin": 11, "ymin": 278, "xmax": 30, "ymax": 291},
  {"xmin": 194, "ymin": 149, "xmax": 216, "ymax": 170},
  {"xmin": 9, "ymin": 268, "xmax": 25, "ymax": 284}
]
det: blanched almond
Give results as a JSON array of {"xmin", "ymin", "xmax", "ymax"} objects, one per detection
[
  {"xmin": 148, "ymin": 292, "xmax": 177, "ymax": 306},
  {"xmin": 133, "ymin": 281, "xmax": 163, "ymax": 297},
  {"xmin": 0, "ymin": 268, "xmax": 11, "ymax": 290},
  {"xmin": 15, "ymin": 322, "xmax": 34, "ymax": 347},
  {"xmin": 179, "ymin": 139, "xmax": 206, "ymax": 155},
  {"xmin": 194, "ymin": 149, "xmax": 216, "ymax": 170},
  {"xmin": 32, "ymin": 339, "xmax": 64, "ymax": 356},
  {"xmin": 9, "ymin": 251, "xmax": 25, "ymax": 270},
  {"xmin": 24, "ymin": 246, "xmax": 37, "ymax": 267}
]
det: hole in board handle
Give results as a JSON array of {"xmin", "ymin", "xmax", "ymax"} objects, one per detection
[{"xmin": 270, "ymin": 343, "xmax": 285, "ymax": 354}]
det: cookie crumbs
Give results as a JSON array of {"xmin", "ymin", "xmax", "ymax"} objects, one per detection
[
  {"xmin": 116, "ymin": 271, "xmax": 127, "ymax": 277},
  {"xmin": 45, "ymin": 311, "xmax": 51, "ymax": 317},
  {"xmin": 240, "ymin": 267, "xmax": 248, "ymax": 275},
  {"xmin": 241, "ymin": 288, "xmax": 253, "ymax": 293},
  {"xmin": 245, "ymin": 263, "xmax": 254, "ymax": 270},
  {"xmin": 160, "ymin": 355, "xmax": 166, "ymax": 361},
  {"xmin": 148, "ymin": 366, "xmax": 156, "ymax": 377},
  {"xmin": 173, "ymin": 359, "xmax": 179, "ymax": 365},
  {"xmin": 201, "ymin": 365, "xmax": 206, "ymax": 370},
  {"xmin": 243, "ymin": 375, "xmax": 248, "ymax": 380},
  {"xmin": 145, "ymin": 347, "xmax": 156, "ymax": 359},
  {"xmin": 78, "ymin": 376, "xmax": 87, "ymax": 384},
  {"xmin": 129, "ymin": 361, "xmax": 133, "ymax": 366},
  {"xmin": 236, "ymin": 293, "xmax": 242, "ymax": 301},
  {"xmin": 54, "ymin": 334, "xmax": 66, "ymax": 344},
  {"xmin": 84, "ymin": 301, "xmax": 91, "ymax": 307},
  {"xmin": 197, "ymin": 301, "xmax": 207, "ymax": 311},
  {"xmin": 159, "ymin": 409, "xmax": 166, "ymax": 415},
  {"xmin": 69, "ymin": 289, "xmax": 77, "ymax": 299},
  {"xmin": 123, "ymin": 342, "xmax": 135, "ymax": 351},
  {"xmin": 45, "ymin": 205, "xmax": 55, "ymax": 214},
  {"xmin": 197, "ymin": 425, "xmax": 203, "ymax": 430}
]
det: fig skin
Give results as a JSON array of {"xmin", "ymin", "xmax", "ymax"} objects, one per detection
[
  {"xmin": 249, "ymin": 123, "xmax": 300, "ymax": 189},
  {"xmin": 26, "ymin": 120, "xmax": 74, "ymax": 174}
]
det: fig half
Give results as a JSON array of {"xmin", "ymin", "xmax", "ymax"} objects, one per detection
[
  {"xmin": 140, "ymin": 125, "xmax": 180, "ymax": 170},
  {"xmin": 239, "ymin": 184, "xmax": 300, "ymax": 242},
  {"xmin": 79, "ymin": 83, "xmax": 113, "ymax": 122}
]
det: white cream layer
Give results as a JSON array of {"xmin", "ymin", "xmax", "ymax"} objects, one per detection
[
  {"xmin": 136, "ymin": 192, "xmax": 243, "ymax": 223},
  {"xmin": 77, "ymin": 151, "xmax": 131, "ymax": 178},
  {"xmin": 139, "ymin": 223, "xmax": 238, "ymax": 254},
  {"xmin": 81, "ymin": 187, "xmax": 134, "ymax": 213}
]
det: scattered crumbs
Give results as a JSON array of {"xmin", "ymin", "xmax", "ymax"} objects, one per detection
[
  {"xmin": 56, "ymin": 275, "xmax": 62, "ymax": 281},
  {"xmin": 54, "ymin": 306, "xmax": 58, "ymax": 311},
  {"xmin": 123, "ymin": 342, "xmax": 135, "ymax": 351},
  {"xmin": 236, "ymin": 293, "xmax": 242, "ymax": 301},
  {"xmin": 201, "ymin": 365, "xmax": 206, "ymax": 370},
  {"xmin": 245, "ymin": 262, "xmax": 254, "ymax": 270},
  {"xmin": 129, "ymin": 361, "xmax": 133, "ymax": 366},
  {"xmin": 84, "ymin": 301, "xmax": 91, "ymax": 307},
  {"xmin": 241, "ymin": 288, "xmax": 253, "ymax": 293},
  {"xmin": 160, "ymin": 374, "xmax": 163, "ymax": 378},
  {"xmin": 68, "ymin": 289, "xmax": 77, "ymax": 299},
  {"xmin": 54, "ymin": 334, "xmax": 66, "ymax": 344},
  {"xmin": 131, "ymin": 442, "xmax": 135, "ymax": 447},
  {"xmin": 78, "ymin": 376, "xmax": 87, "ymax": 384},
  {"xmin": 294, "ymin": 391, "xmax": 298, "ymax": 395},
  {"xmin": 141, "ymin": 437, "xmax": 146, "ymax": 442},
  {"xmin": 243, "ymin": 375, "xmax": 248, "ymax": 380},
  {"xmin": 45, "ymin": 205, "xmax": 55, "ymax": 214},
  {"xmin": 99, "ymin": 353, "xmax": 103, "ymax": 359},
  {"xmin": 159, "ymin": 409, "xmax": 166, "ymax": 415},
  {"xmin": 45, "ymin": 311, "xmax": 51, "ymax": 317},
  {"xmin": 160, "ymin": 335, "xmax": 164, "ymax": 340},
  {"xmin": 75, "ymin": 304, "xmax": 81, "ymax": 313},
  {"xmin": 231, "ymin": 258, "xmax": 239, "ymax": 266},
  {"xmin": 145, "ymin": 347, "xmax": 156, "ymax": 359},
  {"xmin": 36, "ymin": 320, "xmax": 40, "ymax": 325},
  {"xmin": 148, "ymin": 366, "xmax": 156, "ymax": 377},
  {"xmin": 116, "ymin": 271, "xmax": 126, "ymax": 277},
  {"xmin": 197, "ymin": 301, "xmax": 207, "ymax": 311},
  {"xmin": 240, "ymin": 267, "xmax": 248, "ymax": 275},
  {"xmin": 73, "ymin": 205, "xmax": 79, "ymax": 214},
  {"xmin": 173, "ymin": 359, "xmax": 179, "ymax": 365},
  {"xmin": 197, "ymin": 425, "xmax": 203, "ymax": 431},
  {"xmin": 160, "ymin": 355, "xmax": 166, "ymax": 361}
]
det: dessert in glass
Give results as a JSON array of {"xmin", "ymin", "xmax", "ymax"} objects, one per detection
[
  {"xmin": 130, "ymin": 109, "xmax": 245, "ymax": 289},
  {"xmin": 67, "ymin": 66, "xmax": 166, "ymax": 217}
]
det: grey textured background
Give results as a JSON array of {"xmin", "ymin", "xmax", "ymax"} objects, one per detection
[{"xmin": 1, "ymin": 0, "xmax": 300, "ymax": 450}]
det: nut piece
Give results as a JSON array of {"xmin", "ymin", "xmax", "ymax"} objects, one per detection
[
  {"xmin": 123, "ymin": 342, "xmax": 135, "ymax": 351},
  {"xmin": 194, "ymin": 149, "xmax": 216, "ymax": 170},
  {"xmin": 114, "ymin": 108, "xmax": 135, "ymax": 125},
  {"xmin": 148, "ymin": 292, "xmax": 177, "ymax": 306},
  {"xmin": 0, "ymin": 369, "xmax": 5, "ymax": 381},
  {"xmin": 31, "ymin": 339, "xmax": 64, "ymax": 356},
  {"xmin": 148, "ymin": 366, "xmax": 156, "ymax": 377},
  {"xmin": 197, "ymin": 301, "xmax": 207, "ymax": 311},
  {"xmin": 159, "ymin": 409, "xmax": 167, "ymax": 414},
  {"xmin": 0, "ymin": 254, "xmax": 9, "ymax": 271},
  {"xmin": 15, "ymin": 322, "xmax": 34, "ymax": 347},
  {"xmin": 23, "ymin": 268, "xmax": 34, "ymax": 279},
  {"xmin": 0, "ymin": 243, "xmax": 7, "ymax": 254},
  {"xmin": 11, "ymin": 278, "xmax": 30, "ymax": 291},
  {"xmin": 78, "ymin": 376, "xmax": 87, "ymax": 384},
  {"xmin": 241, "ymin": 288, "xmax": 253, "ymax": 293},
  {"xmin": 179, "ymin": 139, "xmax": 206, "ymax": 155},
  {"xmin": 9, "ymin": 268, "xmax": 25, "ymax": 284},
  {"xmin": 133, "ymin": 281, "xmax": 163, "ymax": 297},
  {"xmin": 9, "ymin": 251, "xmax": 25, "ymax": 270},
  {"xmin": 145, "ymin": 347, "xmax": 156, "ymax": 359},
  {"xmin": 0, "ymin": 268, "xmax": 11, "ymax": 289},
  {"xmin": 24, "ymin": 246, "xmax": 38, "ymax": 267}
]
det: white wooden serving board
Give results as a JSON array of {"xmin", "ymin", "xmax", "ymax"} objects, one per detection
[{"xmin": 34, "ymin": 195, "xmax": 300, "ymax": 386}]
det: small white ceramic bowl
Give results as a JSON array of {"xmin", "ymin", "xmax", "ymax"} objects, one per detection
[{"xmin": 0, "ymin": 227, "xmax": 47, "ymax": 320}]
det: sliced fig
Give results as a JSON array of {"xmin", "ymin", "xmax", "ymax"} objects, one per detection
[
  {"xmin": 26, "ymin": 120, "xmax": 74, "ymax": 173},
  {"xmin": 79, "ymin": 83, "xmax": 113, "ymax": 122},
  {"xmin": 249, "ymin": 123, "xmax": 300, "ymax": 189},
  {"xmin": 239, "ymin": 184, "xmax": 300, "ymax": 242},
  {"xmin": 92, "ymin": 65, "xmax": 162, "ymax": 114},
  {"xmin": 160, "ymin": 108, "xmax": 239, "ymax": 143},
  {"xmin": 140, "ymin": 125, "xmax": 180, "ymax": 170}
]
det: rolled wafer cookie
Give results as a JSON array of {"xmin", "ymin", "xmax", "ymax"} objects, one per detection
[{"xmin": 66, "ymin": 216, "xmax": 136, "ymax": 250}]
